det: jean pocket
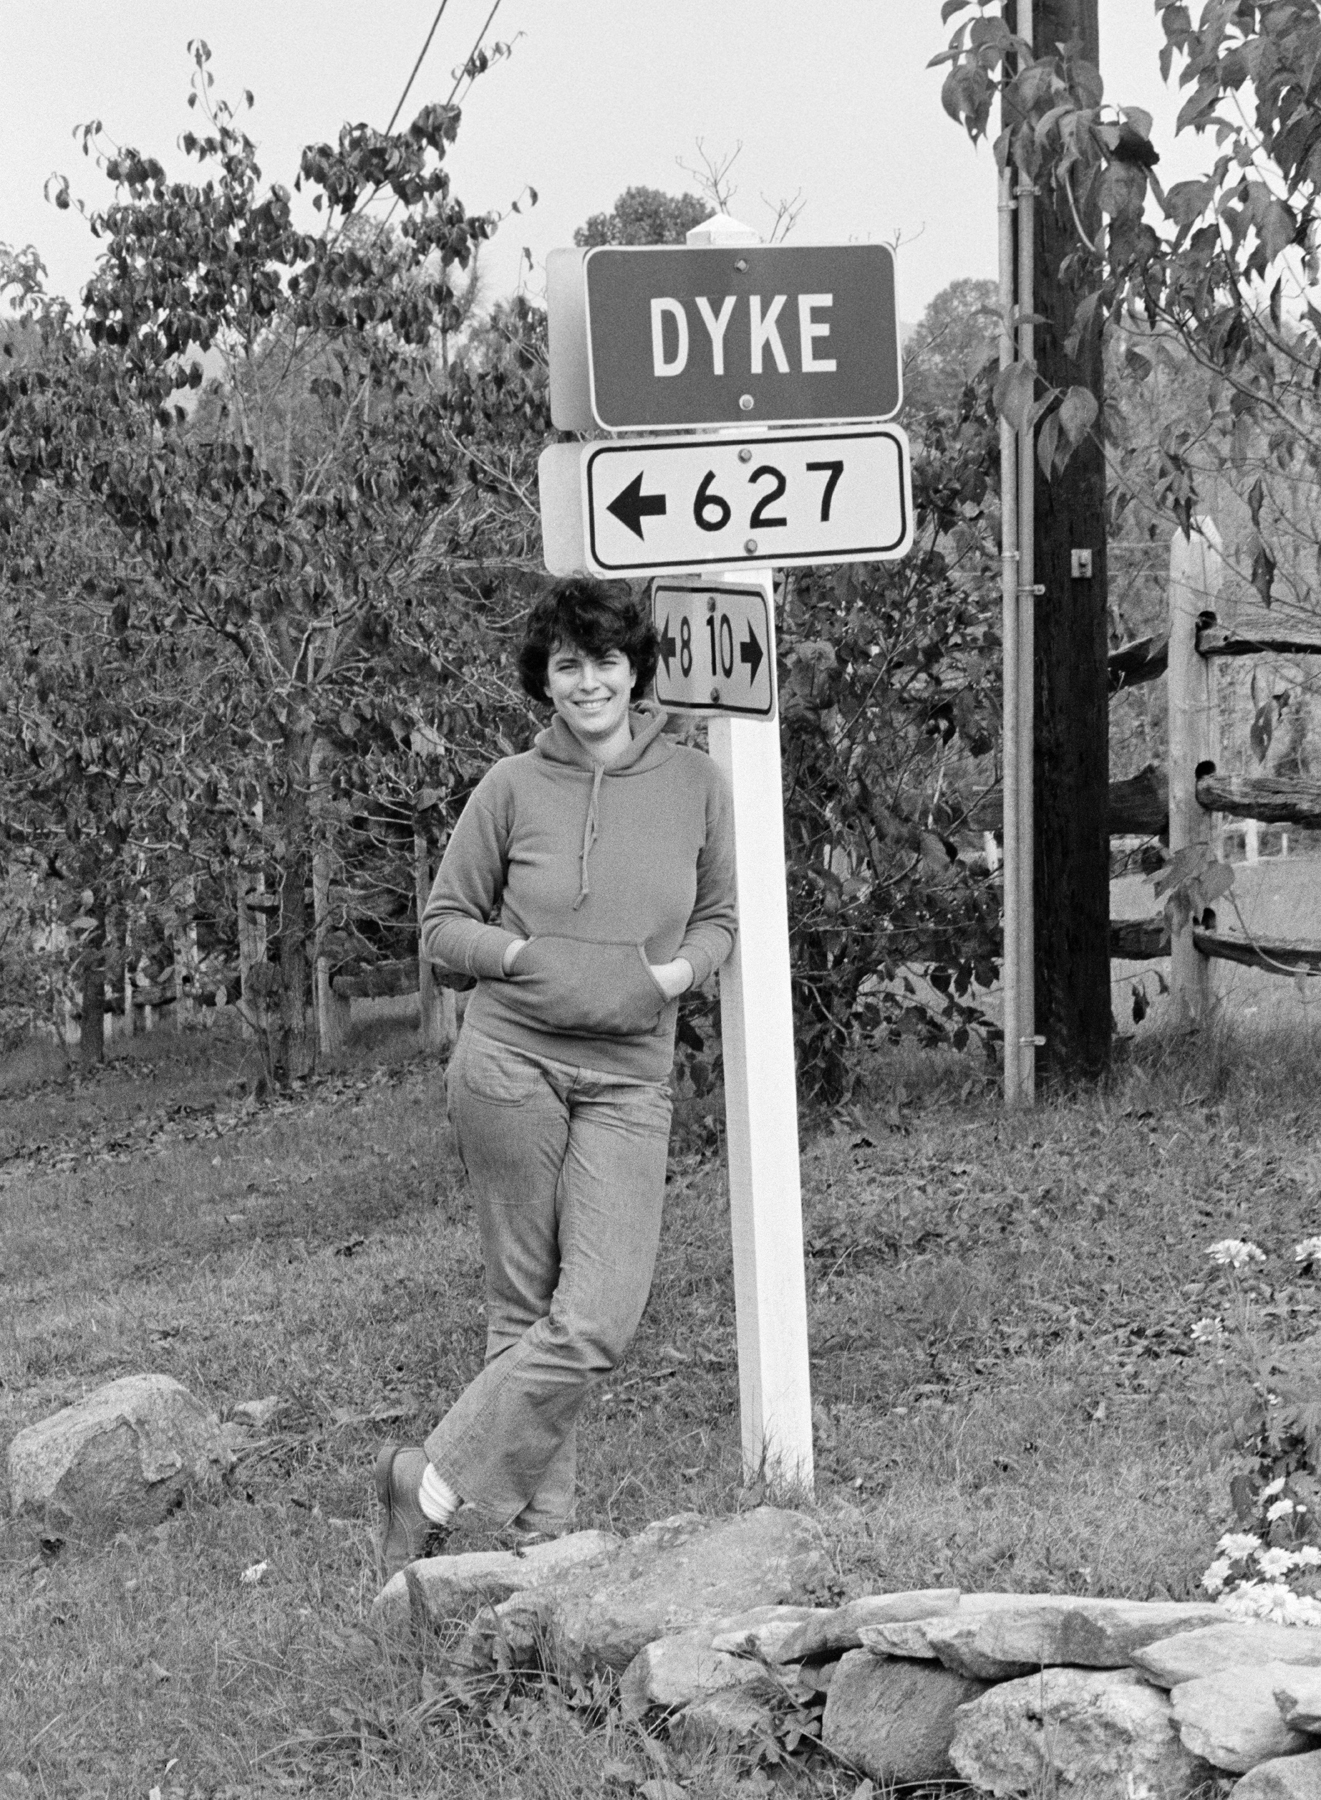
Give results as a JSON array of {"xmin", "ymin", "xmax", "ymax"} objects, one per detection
[
  {"xmin": 457, "ymin": 1032, "xmax": 544, "ymax": 1106},
  {"xmin": 510, "ymin": 937, "xmax": 667, "ymax": 1037}
]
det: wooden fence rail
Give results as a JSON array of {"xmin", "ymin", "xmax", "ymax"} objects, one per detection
[{"xmin": 1103, "ymin": 524, "xmax": 1321, "ymax": 1022}]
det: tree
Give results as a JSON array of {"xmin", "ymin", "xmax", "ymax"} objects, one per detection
[
  {"xmin": 937, "ymin": 0, "xmax": 1321, "ymax": 1070},
  {"xmin": 1, "ymin": 43, "xmax": 502, "ymax": 1081},
  {"xmin": 574, "ymin": 186, "xmax": 710, "ymax": 248},
  {"xmin": 904, "ymin": 277, "xmax": 1000, "ymax": 413}
]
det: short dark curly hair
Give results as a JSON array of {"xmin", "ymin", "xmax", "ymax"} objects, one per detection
[{"xmin": 517, "ymin": 578, "xmax": 659, "ymax": 704}]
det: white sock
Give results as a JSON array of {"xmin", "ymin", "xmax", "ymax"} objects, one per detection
[{"xmin": 418, "ymin": 1463, "xmax": 460, "ymax": 1525}]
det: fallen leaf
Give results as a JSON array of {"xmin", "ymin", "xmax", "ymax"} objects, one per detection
[{"xmin": 240, "ymin": 1560, "xmax": 268, "ymax": 1585}]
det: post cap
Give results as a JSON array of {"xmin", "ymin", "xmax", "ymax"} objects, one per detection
[{"xmin": 685, "ymin": 212, "xmax": 761, "ymax": 247}]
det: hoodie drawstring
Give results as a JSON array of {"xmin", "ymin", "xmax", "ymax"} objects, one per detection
[{"xmin": 573, "ymin": 763, "xmax": 604, "ymax": 909}]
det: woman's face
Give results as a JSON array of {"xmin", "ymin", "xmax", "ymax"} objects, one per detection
[{"xmin": 545, "ymin": 640, "xmax": 636, "ymax": 748}]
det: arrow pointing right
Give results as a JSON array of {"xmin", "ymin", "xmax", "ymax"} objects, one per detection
[
  {"xmin": 740, "ymin": 620, "xmax": 764, "ymax": 687},
  {"xmin": 658, "ymin": 614, "xmax": 676, "ymax": 678}
]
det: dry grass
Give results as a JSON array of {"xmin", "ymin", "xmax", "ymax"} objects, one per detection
[{"xmin": 3, "ymin": 1013, "xmax": 1321, "ymax": 1796}]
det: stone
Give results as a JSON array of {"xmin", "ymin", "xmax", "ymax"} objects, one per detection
[
  {"xmin": 1134, "ymin": 1622, "xmax": 1321, "ymax": 1690},
  {"xmin": 858, "ymin": 1590, "xmax": 1041, "ymax": 1660},
  {"xmin": 1236, "ymin": 1751, "xmax": 1321, "ymax": 1800},
  {"xmin": 950, "ymin": 1666, "xmax": 1212, "ymax": 1799},
  {"xmin": 709, "ymin": 1604, "xmax": 825, "ymax": 1661},
  {"xmin": 821, "ymin": 1651, "xmax": 990, "ymax": 1781},
  {"xmin": 620, "ymin": 1610, "xmax": 802, "ymax": 1718},
  {"xmin": 470, "ymin": 1507, "xmax": 830, "ymax": 1676},
  {"xmin": 1171, "ymin": 1666, "xmax": 1313, "ymax": 1771},
  {"xmin": 229, "ymin": 1395, "xmax": 285, "ymax": 1430},
  {"xmin": 775, "ymin": 1588, "xmax": 961, "ymax": 1662},
  {"xmin": 370, "ymin": 1529, "xmax": 621, "ymax": 1631},
  {"xmin": 6, "ymin": 1373, "xmax": 230, "ymax": 1535},
  {"xmin": 864, "ymin": 1595, "xmax": 1224, "ymax": 1680},
  {"xmin": 673, "ymin": 1687, "xmax": 776, "ymax": 1747},
  {"xmin": 1274, "ymin": 1666, "xmax": 1321, "ymax": 1732}
]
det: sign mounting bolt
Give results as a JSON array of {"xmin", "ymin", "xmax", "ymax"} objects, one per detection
[
  {"xmin": 739, "ymin": 394, "xmax": 754, "ymax": 411},
  {"xmin": 734, "ymin": 258, "xmax": 748, "ymax": 271},
  {"xmin": 710, "ymin": 686, "xmax": 721, "ymax": 702},
  {"xmin": 744, "ymin": 538, "xmax": 758, "ymax": 554},
  {"xmin": 738, "ymin": 447, "xmax": 752, "ymax": 463}
]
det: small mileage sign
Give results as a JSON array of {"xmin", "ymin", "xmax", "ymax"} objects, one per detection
[{"xmin": 650, "ymin": 580, "xmax": 775, "ymax": 719}]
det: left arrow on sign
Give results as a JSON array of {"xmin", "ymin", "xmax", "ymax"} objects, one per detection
[
  {"xmin": 658, "ymin": 614, "xmax": 677, "ymax": 677},
  {"xmin": 607, "ymin": 471, "xmax": 667, "ymax": 540}
]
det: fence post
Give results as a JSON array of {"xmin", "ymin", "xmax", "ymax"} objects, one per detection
[{"xmin": 1167, "ymin": 518, "xmax": 1224, "ymax": 1025}]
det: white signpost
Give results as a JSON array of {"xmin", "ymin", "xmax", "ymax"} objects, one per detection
[
  {"xmin": 538, "ymin": 426, "xmax": 912, "ymax": 578},
  {"xmin": 539, "ymin": 215, "xmax": 909, "ymax": 1495}
]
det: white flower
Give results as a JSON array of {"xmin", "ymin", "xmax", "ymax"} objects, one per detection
[
  {"xmin": 1267, "ymin": 1499, "xmax": 1297, "ymax": 1522},
  {"xmin": 1190, "ymin": 1318, "xmax": 1224, "ymax": 1343},
  {"xmin": 1256, "ymin": 1546, "xmax": 1298, "ymax": 1580},
  {"xmin": 1202, "ymin": 1558, "xmax": 1231, "ymax": 1596},
  {"xmin": 1218, "ymin": 1581, "xmax": 1321, "ymax": 1627},
  {"xmin": 1295, "ymin": 1236, "xmax": 1321, "ymax": 1267},
  {"xmin": 1262, "ymin": 1476, "xmax": 1289, "ymax": 1498},
  {"xmin": 1207, "ymin": 1239, "xmax": 1266, "ymax": 1269},
  {"xmin": 1218, "ymin": 1531, "xmax": 1264, "ymax": 1561},
  {"xmin": 1300, "ymin": 1547, "xmax": 1321, "ymax": 1566}
]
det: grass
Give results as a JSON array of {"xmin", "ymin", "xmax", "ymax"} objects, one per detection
[{"xmin": 4, "ymin": 1009, "xmax": 1321, "ymax": 1796}]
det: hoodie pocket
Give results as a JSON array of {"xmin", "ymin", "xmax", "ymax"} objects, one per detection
[{"xmin": 508, "ymin": 937, "xmax": 667, "ymax": 1037}]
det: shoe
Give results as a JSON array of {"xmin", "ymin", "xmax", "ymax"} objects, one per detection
[{"xmin": 374, "ymin": 1443, "xmax": 450, "ymax": 1584}]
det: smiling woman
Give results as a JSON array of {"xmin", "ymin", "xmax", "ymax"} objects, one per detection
[{"xmin": 373, "ymin": 577, "xmax": 738, "ymax": 1577}]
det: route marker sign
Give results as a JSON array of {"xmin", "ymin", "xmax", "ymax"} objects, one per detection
[
  {"xmin": 547, "ymin": 243, "xmax": 901, "ymax": 432},
  {"xmin": 651, "ymin": 580, "xmax": 775, "ymax": 719},
  {"xmin": 538, "ymin": 425, "xmax": 912, "ymax": 578}
]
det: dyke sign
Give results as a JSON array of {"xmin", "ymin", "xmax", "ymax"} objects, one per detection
[{"xmin": 547, "ymin": 242, "xmax": 901, "ymax": 432}]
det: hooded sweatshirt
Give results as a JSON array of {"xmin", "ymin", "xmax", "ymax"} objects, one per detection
[{"xmin": 421, "ymin": 704, "xmax": 737, "ymax": 1082}]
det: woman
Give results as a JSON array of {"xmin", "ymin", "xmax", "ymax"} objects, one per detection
[{"xmin": 375, "ymin": 576, "xmax": 738, "ymax": 1579}]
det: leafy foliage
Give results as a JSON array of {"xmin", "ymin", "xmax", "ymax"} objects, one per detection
[
  {"xmin": 0, "ymin": 44, "xmax": 535, "ymax": 1080},
  {"xmin": 778, "ymin": 371, "xmax": 1003, "ymax": 1103},
  {"xmin": 573, "ymin": 186, "xmax": 709, "ymax": 248},
  {"xmin": 902, "ymin": 276, "xmax": 999, "ymax": 414}
]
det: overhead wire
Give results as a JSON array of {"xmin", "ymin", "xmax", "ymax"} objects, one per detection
[
  {"xmin": 385, "ymin": 0, "xmax": 454, "ymax": 135},
  {"xmin": 376, "ymin": 0, "xmax": 503, "ymax": 235}
]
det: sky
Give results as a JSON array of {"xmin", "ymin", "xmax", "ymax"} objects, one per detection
[{"xmin": 3, "ymin": 1, "xmax": 1212, "ymax": 328}]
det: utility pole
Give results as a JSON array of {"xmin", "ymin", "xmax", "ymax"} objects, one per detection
[{"xmin": 1020, "ymin": 0, "xmax": 1112, "ymax": 1084}]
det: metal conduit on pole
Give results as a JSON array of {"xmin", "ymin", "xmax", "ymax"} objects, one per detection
[
  {"xmin": 1015, "ymin": 1, "xmax": 1037, "ymax": 1104},
  {"xmin": 1000, "ymin": 0, "xmax": 1036, "ymax": 1104},
  {"xmin": 998, "ymin": 143, "xmax": 1021, "ymax": 1104}
]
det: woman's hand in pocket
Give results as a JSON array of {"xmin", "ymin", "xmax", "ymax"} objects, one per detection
[{"xmin": 646, "ymin": 957, "xmax": 694, "ymax": 1002}]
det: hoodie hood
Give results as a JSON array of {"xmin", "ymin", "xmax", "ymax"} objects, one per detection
[
  {"xmin": 533, "ymin": 703, "xmax": 677, "ymax": 906},
  {"xmin": 533, "ymin": 702, "xmax": 675, "ymax": 774}
]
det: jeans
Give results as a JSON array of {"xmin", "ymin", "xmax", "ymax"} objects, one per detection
[{"xmin": 425, "ymin": 1025, "xmax": 673, "ymax": 1529}]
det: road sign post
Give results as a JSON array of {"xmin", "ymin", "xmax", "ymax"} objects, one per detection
[
  {"xmin": 538, "ymin": 213, "xmax": 916, "ymax": 1497},
  {"xmin": 704, "ymin": 575, "xmax": 814, "ymax": 1494},
  {"xmin": 681, "ymin": 215, "xmax": 813, "ymax": 1496}
]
